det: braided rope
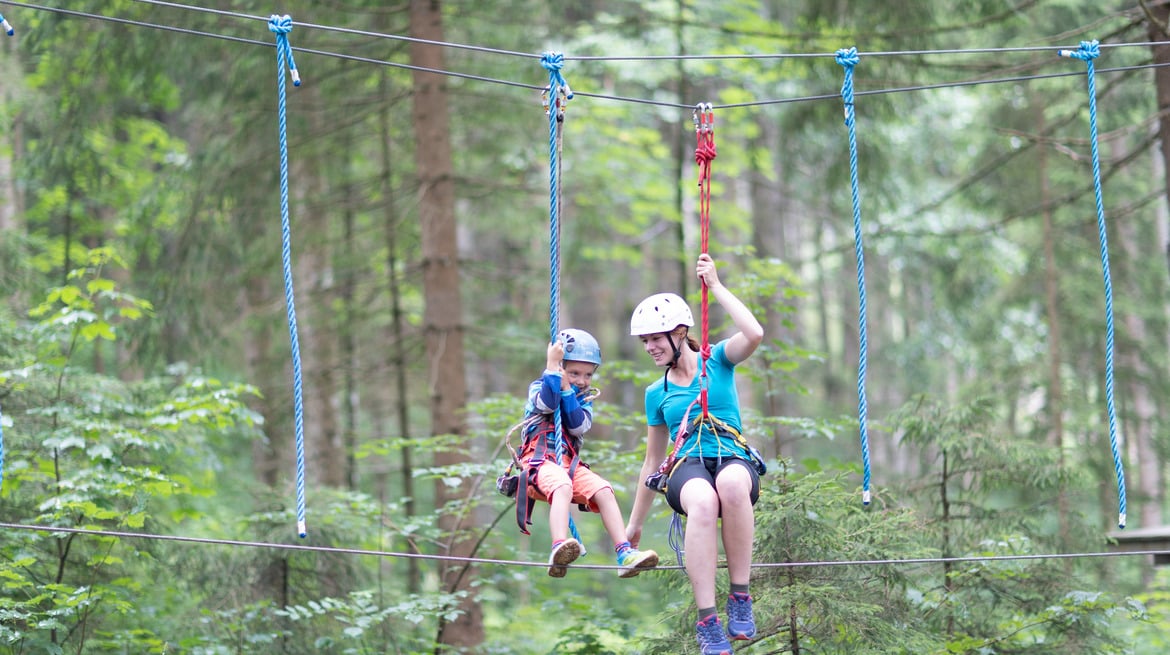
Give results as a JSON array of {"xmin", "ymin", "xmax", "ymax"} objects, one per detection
[
  {"xmin": 835, "ymin": 47, "xmax": 872, "ymax": 505},
  {"xmin": 540, "ymin": 52, "xmax": 580, "ymax": 545},
  {"xmin": 0, "ymin": 399, "xmax": 5, "ymax": 493},
  {"xmin": 269, "ymin": 14, "xmax": 307, "ymax": 538},
  {"xmin": 693, "ymin": 104, "xmax": 716, "ymax": 415},
  {"xmin": 1060, "ymin": 40, "xmax": 1126, "ymax": 529}
]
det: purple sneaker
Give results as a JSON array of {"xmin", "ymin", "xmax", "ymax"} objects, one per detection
[
  {"xmin": 725, "ymin": 592, "xmax": 756, "ymax": 640},
  {"xmin": 695, "ymin": 615, "xmax": 734, "ymax": 655}
]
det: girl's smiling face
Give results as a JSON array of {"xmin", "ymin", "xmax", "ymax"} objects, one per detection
[{"xmin": 640, "ymin": 332, "xmax": 675, "ymax": 367}]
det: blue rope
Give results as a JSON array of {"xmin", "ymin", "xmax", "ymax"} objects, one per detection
[
  {"xmin": 1060, "ymin": 40, "xmax": 1126, "ymax": 529},
  {"xmin": 269, "ymin": 14, "xmax": 307, "ymax": 538},
  {"xmin": 0, "ymin": 13, "xmax": 14, "ymax": 36},
  {"xmin": 0, "ymin": 400, "xmax": 5, "ymax": 495},
  {"xmin": 540, "ymin": 52, "xmax": 580, "ymax": 546},
  {"xmin": 835, "ymin": 47, "xmax": 872, "ymax": 506}
]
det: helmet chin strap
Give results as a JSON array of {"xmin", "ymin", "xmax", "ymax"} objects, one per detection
[{"xmin": 662, "ymin": 329, "xmax": 686, "ymax": 391}]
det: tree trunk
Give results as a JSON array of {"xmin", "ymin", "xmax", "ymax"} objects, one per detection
[
  {"xmin": 408, "ymin": 0, "xmax": 482, "ymax": 648},
  {"xmin": 1149, "ymin": 2, "xmax": 1170, "ymax": 214},
  {"xmin": 379, "ymin": 66, "xmax": 421, "ymax": 594}
]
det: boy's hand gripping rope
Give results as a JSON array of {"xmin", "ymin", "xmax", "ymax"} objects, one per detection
[
  {"xmin": 269, "ymin": 14, "xmax": 308, "ymax": 538},
  {"xmin": 835, "ymin": 47, "xmax": 872, "ymax": 506},
  {"xmin": 693, "ymin": 103, "xmax": 716, "ymax": 416},
  {"xmin": 1059, "ymin": 40, "xmax": 1127, "ymax": 529},
  {"xmin": 540, "ymin": 52, "xmax": 581, "ymax": 545}
]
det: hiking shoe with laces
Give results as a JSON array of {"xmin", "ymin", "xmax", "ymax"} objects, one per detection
[
  {"xmin": 547, "ymin": 538, "xmax": 581, "ymax": 578},
  {"xmin": 695, "ymin": 615, "xmax": 734, "ymax": 655},
  {"xmin": 725, "ymin": 592, "xmax": 756, "ymax": 641},
  {"xmin": 616, "ymin": 547, "xmax": 660, "ymax": 578}
]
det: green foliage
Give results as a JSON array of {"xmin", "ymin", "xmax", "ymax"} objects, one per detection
[
  {"xmin": 0, "ymin": 255, "xmax": 262, "ymax": 654},
  {"xmin": 1, "ymin": 1, "xmax": 1168, "ymax": 653}
]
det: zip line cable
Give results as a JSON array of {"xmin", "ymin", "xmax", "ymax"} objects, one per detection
[
  {"xmin": 127, "ymin": 0, "xmax": 540, "ymax": 59},
  {"xmin": 0, "ymin": 0, "xmax": 1147, "ymax": 549},
  {"xmin": 0, "ymin": 522, "xmax": 1162, "ymax": 572},
  {"xmin": 7, "ymin": 1, "xmax": 1170, "ymax": 111},
  {"xmin": 116, "ymin": 0, "xmax": 1170, "ymax": 62}
]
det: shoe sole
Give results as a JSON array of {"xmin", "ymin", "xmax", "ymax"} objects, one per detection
[
  {"xmin": 728, "ymin": 632, "xmax": 755, "ymax": 641},
  {"xmin": 548, "ymin": 540, "xmax": 581, "ymax": 578},
  {"xmin": 618, "ymin": 550, "xmax": 660, "ymax": 578}
]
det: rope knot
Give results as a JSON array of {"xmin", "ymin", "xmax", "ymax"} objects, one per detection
[
  {"xmin": 268, "ymin": 14, "xmax": 293, "ymax": 35},
  {"xmin": 1060, "ymin": 39, "xmax": 1100, "ymax": 61},
  {"xmin": 269, "ymin": 14, "xmax": 301, "ymax": 87},
  {"xmin": 834, "ymin": 46, "xmax": 859, "ymax": 68},
  {"xmin": 1075, "ymin": 39, "xmax": 1101, "ymax": 61},
  {"xmin": 700, "ymin": 344, "xmax": 712, "ymax": 360},
  {"xmin": 540, "ymin": 51, "xmax": 574, "ymax": 100},
  {"xmin": 694, "ymin": 141, "xmax": 717, "ymax": 166}
]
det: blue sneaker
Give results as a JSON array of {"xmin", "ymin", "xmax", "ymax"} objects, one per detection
[
  {"xmin": 616, "ymin": 547, "xmax": 659, "ymax": 578},
  {"xmin": 725, "ymin": 592, "xmax": 756, "ymax": 641},
  {"xmin": 695, "ymin": 615, "xmax": 734, "ymax": 655}
]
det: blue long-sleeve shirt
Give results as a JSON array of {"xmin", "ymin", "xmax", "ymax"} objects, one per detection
[{"xmin": 523, "ymin": 371, "xmax": 593, "ymax": 453}]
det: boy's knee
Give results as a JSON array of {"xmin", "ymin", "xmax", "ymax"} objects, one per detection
[{"xmin": 547, "ymin": 483, "xmax": 572, "ymax": 500}]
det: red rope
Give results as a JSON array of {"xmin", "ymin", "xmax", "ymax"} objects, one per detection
[{"xmin": 693, "ymin": 104, "xmax": 716, "ymax": 416}]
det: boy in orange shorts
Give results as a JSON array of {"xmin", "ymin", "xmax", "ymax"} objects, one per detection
[{"xmin": 518, "ymin": 329, "xmax": 659, "ymax": 578}]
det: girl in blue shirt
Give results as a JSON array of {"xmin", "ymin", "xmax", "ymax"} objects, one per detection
[{"xmin": 625, "ymin": 254, "xmax": 765, "ymax": 655}]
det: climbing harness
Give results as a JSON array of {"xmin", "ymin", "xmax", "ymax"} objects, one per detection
[
  {"xmin": 1059, "ymin": 40, "xmax": 1126, "ymax": 529},
  {"xmin": 496, "ymin": 387, "xmax": 600, "ymax": 534},
  {"xmin": 645, "ymin": 399, "xmax": 766, "ymax": 496},
  {"xmin": 835, "ymin": 47, "xmax": 873, "ymax": 506},
  {"xmin": 269, "ymin": 14, "xmax": 307, "ymax": 537}
]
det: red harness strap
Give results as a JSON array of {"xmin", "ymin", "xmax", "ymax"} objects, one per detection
[{"xmin": 513, "ymin": 421, "xmax": 585, "ymax": 535}]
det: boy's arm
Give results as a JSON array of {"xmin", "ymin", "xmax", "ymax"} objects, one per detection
[
  {"xmin": 528, "ymin": 372, "xmax": 563, "ymax": 415},
  {"xmin": 559, "ymin": 392, "xmax": 592, "ymax": 436},
  {"xmin": 530, "ymin": 340, "xmax": 567, "ymax": 415}
]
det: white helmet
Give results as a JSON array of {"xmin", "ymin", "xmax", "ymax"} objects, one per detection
[{"xmin": 630, "ymin": 293, "xmax": 694, "ymax": 336}]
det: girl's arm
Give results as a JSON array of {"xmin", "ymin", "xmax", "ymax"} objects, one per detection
[
  {"xmin": 696, "ymin": 253, "xmax": 764, "ymax": 365},
  {"xmin": 626, "ymin": 422, "xmax": 669, "ymax": 547}
]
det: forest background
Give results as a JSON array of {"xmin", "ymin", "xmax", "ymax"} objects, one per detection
[{"xmin": 3, "ymin": 0, "xmax": 1170, "ymax": 653}]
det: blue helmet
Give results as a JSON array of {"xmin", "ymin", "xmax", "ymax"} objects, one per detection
[{"xmin": 559, "ymin": 328, "xmax": 602, "ymax": 367}]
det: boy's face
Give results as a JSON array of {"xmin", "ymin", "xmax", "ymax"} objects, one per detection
[{"xmin": 562, "ymin": 360, "xmax": 597, "ymax": 390}]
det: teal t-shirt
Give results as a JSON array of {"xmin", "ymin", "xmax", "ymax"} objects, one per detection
[{"xmin": 644, "ymin": 340, "xmax": 748, "ymax": 460}]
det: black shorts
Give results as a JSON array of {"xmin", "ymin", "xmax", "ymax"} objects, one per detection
[{"xmin": 665, "ymin": 456, "xmax": 760, "ymax": 516}]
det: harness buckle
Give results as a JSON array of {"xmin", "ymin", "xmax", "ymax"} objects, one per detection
[
  {"xmin": 644, "ymin": 471, "xmax": 668, "ymax": 494},
  {"xmin": 496, "ymin": 474, "xmax": 519, "ymax": 498}
]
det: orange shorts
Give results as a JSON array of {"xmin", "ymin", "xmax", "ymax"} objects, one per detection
[{"xmin": 522, "ymin": 450, "xmax": 612, "ymax": 512}]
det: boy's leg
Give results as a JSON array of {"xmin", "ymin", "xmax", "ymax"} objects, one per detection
[
  {"xmin": 580, "ymin": 473, "xmax": 659, "ymax": 578},
  {"xmin": 536, "ymin": 461, "xmax": 579, "ymax": 577}
]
